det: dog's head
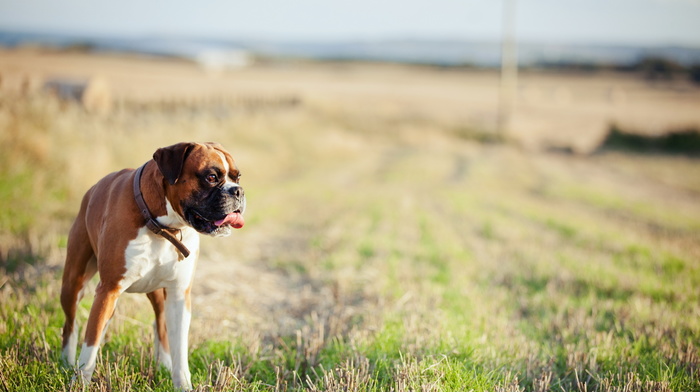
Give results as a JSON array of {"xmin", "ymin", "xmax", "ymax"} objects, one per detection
[{"xmin": 154, "ymin": 142, "xmax": 246, "ymax": 237}]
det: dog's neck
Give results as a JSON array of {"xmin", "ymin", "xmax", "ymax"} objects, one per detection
[
  {"xmin": 134, "ymin": 161, "xmax": 192, "ymax": 259},
  {"xmin": 138, "ymin": 161, "xmax": 170, "ymax": 218}
]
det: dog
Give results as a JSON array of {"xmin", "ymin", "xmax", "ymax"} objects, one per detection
[{"xmin": 60, "ymin": 142, "xmax": 246, "ymax": 390}]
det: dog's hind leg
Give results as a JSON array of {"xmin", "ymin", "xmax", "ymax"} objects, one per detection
[
  {"xmin": 60, "ymin": 209, "xmax": 97, "ymax": 366},
  {"xmin": 147, "ymin": 288, "xmax": 172, "ymax": 371}
]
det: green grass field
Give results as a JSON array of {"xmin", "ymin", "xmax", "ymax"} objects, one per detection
[{"xmin": 1, "ymin": 58, "xmax": 699, "ymax": 391}]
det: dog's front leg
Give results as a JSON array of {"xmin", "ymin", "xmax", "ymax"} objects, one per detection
[
  {"xmin": 77, "ymin": 281, "xmax": 120, "ymax": 384},
  {"xmin": 165, "ymin": 287, "xmax": 193, "ymax": 390}
]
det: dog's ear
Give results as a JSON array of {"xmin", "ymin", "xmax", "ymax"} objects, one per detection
[{"xmin": 153, "ymin": 142, "xmax": 196, "ymax": 185}]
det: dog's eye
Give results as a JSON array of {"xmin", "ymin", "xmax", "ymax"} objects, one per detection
[{"xmin": 206, "ymin": 174, "xmax": 218, "ymax": 183}]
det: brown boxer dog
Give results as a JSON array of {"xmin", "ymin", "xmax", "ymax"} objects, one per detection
[{"xmin": 60, "ymin": 142, "xmax": 245, "ymax": 390}]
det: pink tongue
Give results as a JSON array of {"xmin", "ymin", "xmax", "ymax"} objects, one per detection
[{"xmin": 214, "ymin": 212, "xmax": 244, "ymax": 229}]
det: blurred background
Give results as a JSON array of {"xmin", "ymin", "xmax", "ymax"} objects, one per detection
[
  {"xmin": 1, "ymin": 0, "xmax": 700, "ymax": 151},
  {"xmin": 1, "ymin": 1, "xmax": 699, "ymax": 390}
]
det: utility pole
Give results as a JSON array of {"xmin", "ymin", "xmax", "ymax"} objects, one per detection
[{"xmin": 498, "ymin": 0, "xmax": 518, "ymax": 136}]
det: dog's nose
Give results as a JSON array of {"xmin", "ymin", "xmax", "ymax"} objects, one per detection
[{"xmin": 229, "ymin": 185, "xmax": 244, "ymax": 199}]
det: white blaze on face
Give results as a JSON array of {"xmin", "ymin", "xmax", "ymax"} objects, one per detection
[
  {"xmin": 215, "ymin": 150, "xmax": 244, "ymax": 209},
  {"xmin": 211, "ymin": 150, "xmax": 246, "ymax": 232},
  {"xmin": 215, "ymin": 150, "xmax": 230, "ymax": 179}
]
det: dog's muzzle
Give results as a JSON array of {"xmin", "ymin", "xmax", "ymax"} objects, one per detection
[{"xmin": 185, "ymin": 184, "xmax": 246, "ymax": 236}]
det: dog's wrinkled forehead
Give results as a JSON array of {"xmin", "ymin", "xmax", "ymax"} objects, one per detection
[{"xmin": 182, "ymin": 143, "xmax": 239, "ymax": 180}]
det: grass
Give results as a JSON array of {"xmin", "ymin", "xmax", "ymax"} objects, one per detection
[{"xmin": 1, "ymin": 59, "xmax": 700, "ymax": 391}]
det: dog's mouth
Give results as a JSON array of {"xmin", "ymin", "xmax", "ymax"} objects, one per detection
[
  {"xmin": 188, "ymin": 208, "xmax": 244, "ymax": 234},
  {"xmin": 213, "ymin": 211, "xmax": 245, "ymax": 228}
]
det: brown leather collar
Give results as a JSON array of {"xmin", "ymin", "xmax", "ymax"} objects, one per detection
[{"xmin": 133, "ymin": 163, "xmax": 191, "ymax": 260}]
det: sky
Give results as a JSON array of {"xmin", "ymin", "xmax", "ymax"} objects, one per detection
[{"xmin": 1, "ymin": 0, "xmax": 699, "ymax": 46}]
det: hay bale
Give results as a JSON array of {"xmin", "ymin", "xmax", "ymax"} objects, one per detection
[
  {"xmin": 81, "ymin": 77, "xmax": 112, "ymax": 114},
  {"xmin": 43, "ymin": 78, "xmax": 83, "ymax": 100},
  {"xmin": 43, "ymin": 76, "xmax": 112, "ymax": 114}
]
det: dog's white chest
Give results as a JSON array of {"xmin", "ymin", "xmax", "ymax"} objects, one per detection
[{"xmin": 121, "ymin": 227, "xmax": 199, "ymax": 294}]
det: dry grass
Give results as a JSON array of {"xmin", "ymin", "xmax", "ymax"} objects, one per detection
[{"xmin": 0, "ymin": 49, "xmax": 699, "ymax": 391}]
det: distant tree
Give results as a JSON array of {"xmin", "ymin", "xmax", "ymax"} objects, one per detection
[
  {"xmin": 689, "ymin": 65, "xmax": 700, "ymax": 85},
  {"xmin": 636, "ymin": 56, "xmax": 683, "ymax": 81}
]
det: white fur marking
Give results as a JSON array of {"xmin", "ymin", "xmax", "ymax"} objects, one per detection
[
  {"xmin": 215, "ymin": 150, "xmax": 230, "ymax": 176},
  {"xmin": 215, "ymin": 151, "xmax": 245, "ymax": 213},
  {"xmin": 77, "ymin": 343, "xmax": 99, "ymax": 383},
  {"xmin": 166, "ymin": 294, "xmax": 193, "ymax": 389},
  {"xmin": 157, "ymin": 199, "xmax": 189, "ymax": 229},
  {"xmin": 61, "ymin": 320, "xmax": 79, "ymax": 365},
  {"xmin": 122, "ymin": 226, "xmax": 198, "ymax": 294},
  {"xmin": 154, "ymin": 321, "xmax": 173, "ymax": 371}
]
